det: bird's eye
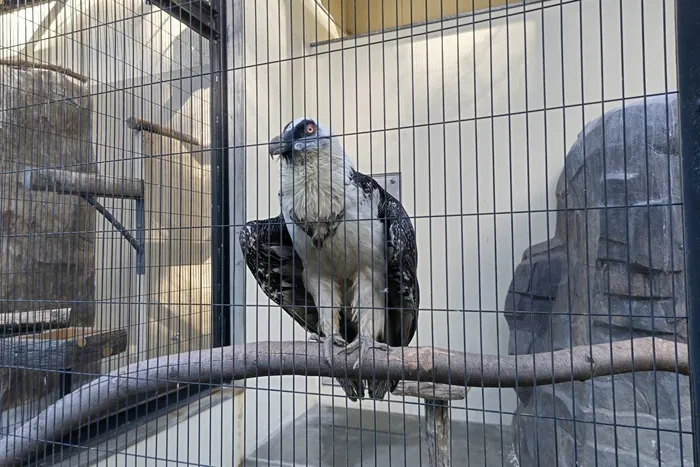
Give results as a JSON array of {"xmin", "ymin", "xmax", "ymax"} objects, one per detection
[{"xmin": 305, "ymin": 123, "xmax": 316, "ymax": 135}]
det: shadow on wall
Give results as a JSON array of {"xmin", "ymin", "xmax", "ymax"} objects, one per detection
[
  {"xmin": 141, "ymin": 130, "xmax": 213, "ymax": 359},
  {"xmin": 503, "ymin": 94, "xmax": 692, "ymax": 466}
]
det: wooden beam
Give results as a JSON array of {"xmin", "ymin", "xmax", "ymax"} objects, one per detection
[
  {"xmin": 0, "ymin": 308, "xmax": 71, "ymax": 335},
  {"xmin": 0, "ymin": 328, "xmax": 128, "ymax": 371},
  {"xmin": 303, "ymin": 0, "xmax": 344, "ymax": 42},
  {"xmin": 343, "ymin": 0, "xmax": 521, "ymax": 36},
  {"xmin": 23, "ymin": 168, "xmax": 144, "ymax": 199}
]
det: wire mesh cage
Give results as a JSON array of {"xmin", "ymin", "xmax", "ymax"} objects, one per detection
[{"xmin": 0, "ymin": 0, "xmax": 697, "ymax": 466}]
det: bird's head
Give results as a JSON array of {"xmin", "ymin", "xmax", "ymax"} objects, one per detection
[{"xmin": 268, "ymin": 118, "xmax": 334, "ymax": 166}]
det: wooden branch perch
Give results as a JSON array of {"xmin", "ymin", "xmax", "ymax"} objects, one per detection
[
  {"xmin": 0, "ymin": 337, "xmax": 688, "ymax": 465},
  {"xmin": 23, "ymin": 168, "xmax": 144, "ymax": 199},
  {"xmin": 126, "ymin": 116, "xmax": 201, "ymax": 146},
  {"xmin": 0, "ymin": 58, "xmax": 89, "ymax": 83}
]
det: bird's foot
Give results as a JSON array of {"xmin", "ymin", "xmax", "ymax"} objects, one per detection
[
  {"xmin": 310, "ymin": 333, "xmax": 366, "ymax": 401},
  {"xmin": 309, "ymin": 333, "xmax": 347, "ymax": 368},
  {"xmin": 335, "ymin": 377, "xmax": 364, "ymax": 402},
  {"xmin": 367, "ymin": 379, "xmax": 394, "ymax": 400},
  {"xmin": 339, "ymin": 335, "xmax": 393, "ymax": 400},
  {"xmin": 338, "ymin": 335, "xmax": 392, "ymax": 370}
]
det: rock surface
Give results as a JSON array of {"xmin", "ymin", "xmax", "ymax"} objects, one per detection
[
  {"xmin": 504, "ymin": 94, "xmax": 693, "ymax": 466},
  {"xmin": 0, "ymin": 64, "xmax": 96, "ymax": 409}
]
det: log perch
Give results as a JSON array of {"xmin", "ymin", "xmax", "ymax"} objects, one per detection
[
  {"xmin": 0, "ymin": 308, "xmax": 71, "ymax": 335},
  {"xmin": 0, "ymin": 328, "xmax": 128, "ymax": 371},
  {"xmin": 23, "ymin": 168, "xmax": 144, "ymax": 199},
  {"xmin": 0, "ymin": 336, "xmax": 688, "ymax": 466}
]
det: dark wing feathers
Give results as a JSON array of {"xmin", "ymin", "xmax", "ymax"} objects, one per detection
[
  {"xmin": 381, "ymin": 198, "xmax": 420, "ymax": 348},
  {"xmin": 350, "ymin": 170, "xmax": 420, "ymax": 348},
  {"xmin": 239, "ymin": 214, "xmax": 320, "ymax": 334}
]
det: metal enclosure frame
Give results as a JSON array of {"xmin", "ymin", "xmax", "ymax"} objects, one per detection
[{"xmin": 677, "ymin": 0, "xmax": 700, "ymax": 463}]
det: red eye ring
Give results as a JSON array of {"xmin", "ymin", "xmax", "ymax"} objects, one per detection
[{"xmin": 305, "ymin": 123, "xmax": 316, "ymax": 135}]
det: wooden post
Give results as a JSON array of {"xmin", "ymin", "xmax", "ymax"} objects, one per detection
[
  {"xmin": 423, "ymin": 398, "xmax": 451, "ymax": 467},
  {"xmin": 392, "ymin": 381, "xmax": 469, "ymax": 467}
]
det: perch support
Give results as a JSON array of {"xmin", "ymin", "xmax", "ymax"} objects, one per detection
[
  {"xmin": 393, "ymin": 381, "xmax": 468, "ymax": 467},
  {"xmin": 22, "ymin": 168, "xmax": 146, "ymax": 274},
  {"xmin": 0, "ymin": 336, "xmax": 687, "ymax": 466}
]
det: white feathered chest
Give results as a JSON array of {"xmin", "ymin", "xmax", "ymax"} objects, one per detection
[{"xmin": 278, "ymin": 157, "xmax": 387, "ymax": 279}]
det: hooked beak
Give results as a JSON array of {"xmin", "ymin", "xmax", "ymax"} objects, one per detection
[{"xmin": 268, "ymin": 133, "xmax": 291, "ymax": 158}]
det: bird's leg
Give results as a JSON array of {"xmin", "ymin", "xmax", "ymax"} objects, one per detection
[
  {"xmin": 303, "ymin": 270, "xmax": 365, "ymax": 399},
  {"xmin": 310, "ymin": 331, "xmax": 364, "ymax": 402},
  {"xmin": 346, "ymin": 268, "xmax": 393, "ymax": 400}
]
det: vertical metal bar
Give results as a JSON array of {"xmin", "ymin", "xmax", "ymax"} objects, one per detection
[
  {"xmin": 227, "ymin": 0, "xmax": 246, "ymax": 351},
  {"xmin": 135, "ymin": 197, "xmax": 145, "ymax": 275},
  {"xmin": 210, "ymin": 0, "xmax": 231, "ymax": 349},
  {"xmin": 677, "ymin": 1, "xmax": 700, "ymax": 464}
]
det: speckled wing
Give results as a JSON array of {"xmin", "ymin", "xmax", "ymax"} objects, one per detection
[
  {"xmin": 239, "ymin": 214, "xmax": 320, "ymax": 334},
  {"xmin": 350, "ymin": 170, "xmax": 420, "ymax": 349},
  {"xmin": 379, "ymin": 189, "xmax": 420, "ymax": 350}
]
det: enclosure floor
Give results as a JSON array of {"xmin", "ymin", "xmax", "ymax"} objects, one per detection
[{"xmin": 245, "ymin": 403, "xmax": 514, "ymax": 466}]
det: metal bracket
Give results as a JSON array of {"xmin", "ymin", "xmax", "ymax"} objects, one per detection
[
  {"xmin": 23, "ymin": 168, "xmax": 147, "ymax": 275},
  {"xmin": 370, "ymin": 172, "xmax": 402, "ymax": 202},
  {"xmin": 80, "ymin": 194, "xmax": 146, "ymax": 275},
  {"xmin": 145, "ymin": 0, "xmax": 220, "ymax": 41}
]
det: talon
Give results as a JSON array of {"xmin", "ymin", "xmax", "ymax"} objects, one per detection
[
  {"xmin": 345, "ymin": 336, "xmax": 391, "ymax": 370},
  {"xmin": 309, "ymin": 332, "xmax": 346, "ymax": 346},
  {"xmin": 352, "ymin": 336, "xmax": 393, "ymax": 401},
  {"xmin": 312, "ymin": 333, "xmax": 347, "ymax": 369},
  {"xmin": 338, "ymin": 338, "xmax": 361, "ymax": 357},
  {"xmin": 309, "ymin": 333, "xmax": 323, "ymax": 343}
]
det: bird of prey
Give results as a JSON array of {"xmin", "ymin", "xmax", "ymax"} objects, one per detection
[{"xmin": 239, "ymin": 118, "xmax": 420, "ymax": 401}]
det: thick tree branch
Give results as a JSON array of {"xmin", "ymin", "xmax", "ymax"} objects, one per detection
[{"xmin": 0, "ymin": 337, "xmax": 688, "ymax": 465}]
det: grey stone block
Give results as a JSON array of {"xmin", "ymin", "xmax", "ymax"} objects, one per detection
[{"xmin": 504, "ymin": 94, "xmax": 692, "ymax": 466}]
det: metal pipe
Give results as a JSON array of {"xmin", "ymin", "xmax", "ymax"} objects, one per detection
[
  {"xmin": 210, "ymin": 0, "xmax": 232, "ymax": 349},
  {"xmin": 677, "ymin": 1, "xmax": 700, "ymax": 463}
]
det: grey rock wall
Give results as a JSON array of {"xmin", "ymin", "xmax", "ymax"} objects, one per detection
[
  {"xmin": 504, "ymin": 94, "xmax": 693, "ymax": 466},
  {"xmin": 0, "ymin": 64, "xmax": 96, "ymax": 409}
]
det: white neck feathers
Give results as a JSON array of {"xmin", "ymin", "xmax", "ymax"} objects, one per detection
[{"xmin": 279, "ymin": 141, "xmax": 353, "ymax": 222}]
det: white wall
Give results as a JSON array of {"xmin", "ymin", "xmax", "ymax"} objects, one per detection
[{"xmin": 241, "ymin": 0, "xmax": 678, "ymax": 441}]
